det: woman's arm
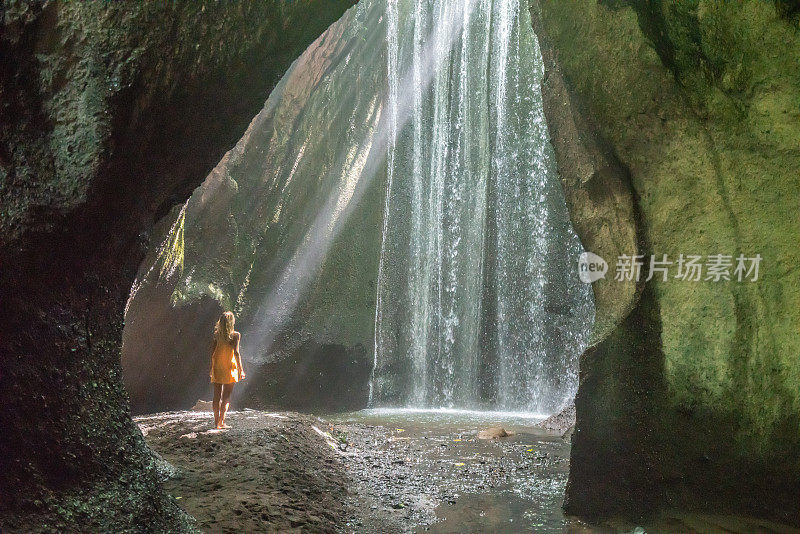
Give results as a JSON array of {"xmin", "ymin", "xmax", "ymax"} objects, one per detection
[{"xmin": 234, "ymin": 332, "xmax": 245, "ymax": 379}]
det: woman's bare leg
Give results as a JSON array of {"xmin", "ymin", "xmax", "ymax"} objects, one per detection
[
  {"xmin": 219, "ymin": 384, "xmax": 234, "ymax": 428},
  {"xmin": 212, "ymin": 383, "xmax": 222, "ymax": 428}
]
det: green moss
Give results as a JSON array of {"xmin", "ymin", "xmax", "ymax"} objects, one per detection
[
  {"xmin": 539, "ymin": 0, "xmax": 800, "ymax": 522},
  {"xmin": 159, "ymin": 204, "xmax": 186, "ymax": 281}
]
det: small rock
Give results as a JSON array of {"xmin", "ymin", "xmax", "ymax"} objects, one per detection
[
  {"xmin": 191, "ymin": 399, "xmax": 213, "ymax": 412},
  {"xmin": 477, "ymin": 426, "xmax": 512, "ymax": 440}
]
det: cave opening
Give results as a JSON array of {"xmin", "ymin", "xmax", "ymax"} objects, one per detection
[
  {"xmin": 122, "ymin": 0, "xmax": 593, "ymax": 419},
  {"xmin": 120, "ymin": 0, "xmax": 594, "ymax": 529}
]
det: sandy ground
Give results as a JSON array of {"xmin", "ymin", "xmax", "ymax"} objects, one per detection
[{"xmin": 137, "ymin": 410, "xmax": 347, "ymax": 532}]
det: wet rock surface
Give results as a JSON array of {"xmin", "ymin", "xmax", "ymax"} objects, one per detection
[
  {"xmin": 138, "ymin": 409, "xmax": 575, "ymax": 532},
  {"xmin": 331, "ymin": 413, "xmax": 574, "ymax": 533}
]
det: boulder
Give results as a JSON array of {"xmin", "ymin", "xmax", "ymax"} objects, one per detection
[
  {"xmin": 478, "ymin": 426, "xmax": 512, "ymax": 440},
  {"xmin": 533, "ymin": 0, "xmax": 800, "ymax": 525}
]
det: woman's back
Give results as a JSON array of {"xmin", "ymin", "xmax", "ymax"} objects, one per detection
[
  {"xmin": 210, "ymin": 332, "xmax": 239, "ymax": 384},
  {"xmin": 210, "ymin": 311, "xmax": 243, "ymax": 429}
]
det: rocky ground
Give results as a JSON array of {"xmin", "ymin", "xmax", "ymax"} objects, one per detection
[
  {"xmin": 332, "ymin": 415, "xmax": 575, "ymax": 532},
  {"xmin": 137, "ymin": 409, "xmax": 575, "ymax": 533},
  {"xmin": 138, "ymin": 409, "xmax": 800, "ymax": 533}
]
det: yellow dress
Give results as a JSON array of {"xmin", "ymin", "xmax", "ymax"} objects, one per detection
[{"xmin": 210, "ymin": 335, "xmax": 239, "ymax": 384}]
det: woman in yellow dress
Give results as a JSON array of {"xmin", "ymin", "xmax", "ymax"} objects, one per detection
[{"xmin": 209, "ymin": 311, "xmax": 245, "ymax": 429}]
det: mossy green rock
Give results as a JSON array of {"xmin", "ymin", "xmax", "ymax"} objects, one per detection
[{"xmin": 535, "ymin": 0, "xmax": 800, "ymax": 524}]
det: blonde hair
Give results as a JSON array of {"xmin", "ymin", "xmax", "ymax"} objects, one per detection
[{"xmin": 214, "ymin": 311, "xmax": 236, "ymax": 343}]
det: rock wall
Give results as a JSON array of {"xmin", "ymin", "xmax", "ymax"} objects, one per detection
[
  {"xmin": 532, "ymin": 0, "xmax": 800, "ymax": 525},
  {"xmin": 121, "ymin": 1, "xmax": 386, "ymax": 414},
  {"xmin": 0, "ymin": 1, "xmax": 354, "ymax": 530}
]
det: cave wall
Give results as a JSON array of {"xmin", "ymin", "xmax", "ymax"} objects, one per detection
[
  {"xmin": 0, "ymin": 1, "xmax": 355, "ymax": 530},
  {"xmin": 533, "ymin": 0, "xmax": 800, "ymax": 525},
  {"xmin": 122, "ymin": 2, "xmax": 386, "ymax": 414}
]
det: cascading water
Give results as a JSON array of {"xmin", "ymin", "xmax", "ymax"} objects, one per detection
[
  {"xmin": 126, "ymin": 0, "xmax": 592, "ymax": 416},
  {"xmin": 371, "ymin": 0, "xmax": 593, "ymax": 413}
]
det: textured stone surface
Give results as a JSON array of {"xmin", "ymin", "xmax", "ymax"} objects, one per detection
[
  {"xmin": 533, "ymin": 0, "xmax": 800, "ymax": 525},
  {"xmin": 0, "ymin": 1, "xmax": 354, "ymax": 530},
  {"xmin": 121, "ymin": 1, "xmax": 387, "ymax": 413}
]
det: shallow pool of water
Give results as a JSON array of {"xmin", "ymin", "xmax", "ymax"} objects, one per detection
[
  {"xmin": 334, "ymin": 407, "xmax": 548, "ymax": 429},
  {"xmin": 328, "ymin": 408, "xmax": 578, "ymax": 532},
  {"xmin": 328, "ymin": 409, "xmax": 797, "ymax": 533}
]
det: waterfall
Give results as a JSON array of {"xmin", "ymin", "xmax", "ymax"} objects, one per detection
[
  {"xmin": 372, "ymin": 0, "xmax": 593, "ymax": 413},
  {"xmin": 129, "ymin": 0, "xmax": 592, "ymax": 416}
]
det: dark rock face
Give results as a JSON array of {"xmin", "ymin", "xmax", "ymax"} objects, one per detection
[
  {"xmin": 531, "ymin": 6, "xmax": 663, "ymax": 518},
  {"xmin": 123, "ymin": 278, "xmax": 223, "ymax": 415},
  {"xmin": 121, "ymin": 2, "xmax": 388, "ymax": 416},
  {"xmin": 533, "ymin": 0, "xmax": 800, "ymax": 526},
  {"xmin": 242, "ymin": 342, "xmax": 372, "ymax": 413},
  {"xmin": 0, "ymin": 1, "xmax": 355, "ymax": 530}
]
